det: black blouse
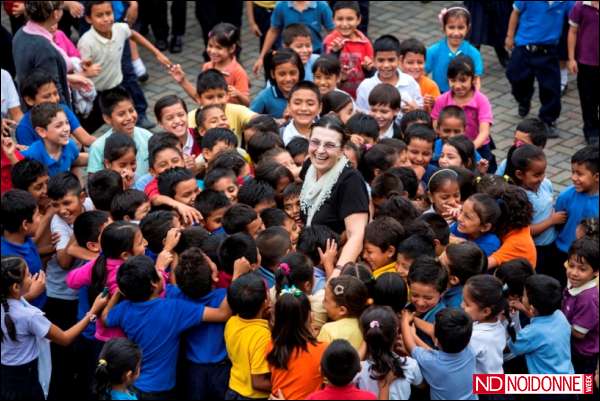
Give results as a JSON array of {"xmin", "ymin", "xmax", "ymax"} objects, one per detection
[{"xmin": 300, "ymin": 164, "xmax": 370, "ymax": 234}]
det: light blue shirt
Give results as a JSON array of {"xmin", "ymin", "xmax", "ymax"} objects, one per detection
[
  {"xmin": 513, "ymin": 1, "xmax": 575, "ymax": 46},
  {"xmin": 304, "ymin": 53, "xmax": 320, "ymax": 81},
  {"xmin": 426, "ymin": 38, "xmax": 484, "ymax": 93},
  {"xmin": 87, "ymin": 127, "xmax": 153, "ymax": 177},
  {"xmin": 134, "ymin": 173, "xmax": 154, "ymax": 191},
  {"xmin": 526, "ymin": 178, "xmax": 557, "ymax": 246},
  {"xmin": 496, "ymin": 159, "xmax": 507, "ymax": 176},
  {"xmin": 22, "ymin": 139, "xmax": 80, "ymax": 177},
  {"xmin": 250, "ymin": 85, "xmax": 288, "ymax": 118},
  {"xmin": 508, "ymin": 310, "xmax": 574, "ymax": 374},
  {"xmin": 555, "ymin": 186, "xmax": 599, "ymax": 253}
]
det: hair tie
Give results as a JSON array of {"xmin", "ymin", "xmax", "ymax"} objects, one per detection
[
  {"xmin": 369, "ymin": 320, "xmax": 380, "ymax": 329},
  {"xmin": 279, "ymin": 263, "xmax": 290, "ymax": 276},
  {"xmin": 503, "ymin": 175, "xmax": 511, "ymax": 183},
  {"xmin": 280, "ymin": 285, "xmax": 302, "ymax": 297},
  {"xmin": 333, "ymin": 284, "xmax": 345, "ymax": 296},
  {"xmin": 475, "ymin": 176, "xmax": 482, "ymax": 184},
  {"xmin": 439, "ymin": 6, "xmax": 471, "ymax": 25},
  {"xmin": 98, "ymin": 359, "xmax": 107, "ymax": 367}
]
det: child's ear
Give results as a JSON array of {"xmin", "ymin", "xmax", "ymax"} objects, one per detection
[
  {"xmin": 480, "ymin": 223, "xmax": 492, "ymax": 234},
  {"xmin": 87, "ymin": 241, "xmax": 101, "ymax": 253},
  {"xmin": 23, "ymin": 96, "xmax": 36, "ymax": 108},
  {"xmin": 120, "ymin": 251, "xmax": 131, "ymax": 260},
  {"xmin": 10, "ymin": 282, "xmax": 21, "ymax": 297},
  {"xmin": 102, "ymin": 114, "xmax": 112, "ymax": 126},
  {"xmin": 103, "ymin": 159, "xmax": 111, "ymax": 169},
  {"xmin": 373, "ymin": 168, "xmax": 382, "ymax": 177},
  {"xmin": 301, "ymin": 280, "xmax": 312, "ymax": 294},
  {"xmin": 448, "ymin": 275, "xmax": 460, "ymax": 287},
  {"xmin": 34, "ymin": 127, "xmax": 48, "ymax": 139},
  {"xmin": 79, "ymin": 191, "xmax": 87, "ymax": 204},
  {"xmin": 339, "ymin": 305, "xmax": 348, "ymax": 316},
  {"xmin": 386, "ymin": 245, "xmax": 396, "ymax": 258},
  {"xmin": 515, "ymin": 169, "xmax": 525, "ymax": 182}
]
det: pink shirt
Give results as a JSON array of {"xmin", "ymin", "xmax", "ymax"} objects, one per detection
[
  {"xmin": 53, "ymin": 29, "xmax": 80, "ymax": 59},
  {"xmin": 431, "ymin": 89, "xmax": 493, "ymax": 146}
]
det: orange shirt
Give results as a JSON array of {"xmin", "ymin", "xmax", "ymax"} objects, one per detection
[
  {"xmin": 491, "ymin": 226, "xmax": 537, "ymax": 268},
  {"xmin": 418, "ymin": 75, "xmax": 441, "ymax": 99},
  {"xmin": 266, "ymin": 341, "xmax": 328, "ymax": 400},
  {"xmin": 203, "ymin": 58, "xmax": 250, "ymax": 104}
]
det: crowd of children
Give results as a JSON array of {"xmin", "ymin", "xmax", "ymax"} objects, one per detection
[{"xmin": 1, "ymin": 1, "xmax": 599, "ymax": 400}]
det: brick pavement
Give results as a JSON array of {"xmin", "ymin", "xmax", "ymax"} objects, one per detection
[{"xmin": 3, "ymin": 1, "xmax": 587, "ymax": 191}]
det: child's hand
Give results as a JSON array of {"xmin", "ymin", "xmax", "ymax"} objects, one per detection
[
  {"xmin": 90, "ymin": 290, "xmax": 110, "ymax": 315},
  {"xmin": 81, "ymin": 59, "xmax": 102, "ymax": 78},
  {"xmin": 67, "ymin": 74, "xmax": 93, "ymax": 91},
  {"xmin": 361, "ymin": 56, "xmax": 374, "ymax": 71},
  {"xmin": 250, "ymin": 23, "xmax": 262, "ymax": 38},
  {"xmin": 168, "ymin": 64, "xmax": 186, "ymax": 83},
  {"xmin": 156, "ymin": 53, "xmax": 172, "ymax": 69},
  {"xmin": 184, "ymin": 154, "xmax": 196, "ymax": 171},
  {"xmin": 1, "ymin": 118, "xmax": 17, "ymax": 138},
  {"xmin": 1, "ymin": 135, "xmax": 16, "ymax": 155},
  {"xmin": 163, "ymin": 227, "xmax": 182, "ymax": 252},
  {"xmin": 233, "ymin": 256, "xmax": 252, "ymax": 277},
  {"xmin": 442, "ymin": 205, "xmax": 462, "ymax": 221},
  {"xmin": 318, "ymin": 238, "xmax": 338, "ymax": 276},
  {"xmin": 120, "ymin": 169, "xmax": 135, "ymax": 189},
  {"xmin": 394, "ymin": 332, "xmax": 408, "ymax": 356},
  {"xmin": 504, "ymin": 35, "xmax": 514, "ymax": 52},
  {"xmin": 268, "ymin": 390, "xmax": 285, "ymax": 400},
  {"xmin": 401, "ymin": 100, "xmax": 418, "ymax": 114},
  {"xmin": 252, "ymin": 58, "xmax": 263, "ymax": 77},
  {"xmin": 509, "ymin": 299, "xmax": 528, "ymax": 315},
  {"xmin": 329, "ymin": 37, "xmax": 348, "ymax": 52},
  {"xmin": 350, "ymin": 134, "xmax": 365, "ymax": 146},
  {"xmin": 449, "ymin": 234, "xmax": 467, "ymax": 244},
  {"xmin": 27, "ymin": 271, "xmax": 46, "ymax": 300},
  {"xmin": 551, "ymin": 210, "xmax": 568, "ymax": 225},
  {"xmin": 51, "ymin": 232, "xmax": 61, "ymax": 247},
  {"xmin": 156, "ymin": 250, "xmax": 174, "ymax": 272},
  {"xmin": 423, "ymin": 94, "xmax": 435, "ymax": 111},
  {"xmin": 401, "ymin": 309, "xmax": 415, "ymax": 326},
  {"xmin": 411, "ymin": 165, "xmax": 426, "ymax": 181},
  {"xmin": 228, "ymin": 85, "xmax": 242, "ymax": 101},
  {"xmin": 567, "ymin": 59, "xmax": 578, "ymax": 75},
  {"xmin": 175, "ymin": 203, "xmax": 202, "ymax": 226},
  {"xmin": 64, "ymin": 1, "xmax": 85, "ymax": 18},
  {"xmin": 378, "ymin": 370, "xmax": 397, "ymax": 389},
  {"xmin": 477, "ymin": 158, "xmax": 489, "ymax": 175}
]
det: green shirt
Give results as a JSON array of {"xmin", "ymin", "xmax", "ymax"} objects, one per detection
[{"xmin": 87, "ymin": 127, "xmax": 153, "ymax": 177}]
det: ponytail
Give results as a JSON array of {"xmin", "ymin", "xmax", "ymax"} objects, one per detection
[
  {"xmin": 1, "ymin": 256, "xmax": 26, "ymax": 342},
  {"xmin": 274, "ymin": 252, "xmax": 313, "ymax": 295},
  {"xmin": 94, "ymin": 338, "xmax": 142, "ymax": 400}
]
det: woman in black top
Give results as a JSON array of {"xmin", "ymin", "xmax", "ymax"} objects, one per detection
[{"xmin": 300, "ymin": 115, "xmax": 369, "ymax": 266}]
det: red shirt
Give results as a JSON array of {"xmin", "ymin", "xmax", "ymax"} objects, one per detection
[
  {"xmin": 144, "ymin": 177, "xmax": 159, "ymax": 200},
  {"xmin": 1, "ymin": 147, "xmax": 23, "ymax": 194},
  {"xmin": 307, "ymin": 384, "xmax": 377, "ymax": 400}
]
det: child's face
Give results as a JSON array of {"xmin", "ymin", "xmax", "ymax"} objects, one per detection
[
  {"xmin": 105, "ymin": 149, "xmax": 137, "ymax": 189},
  {"xmin": 52, "ymin": 192, "xmax": 86, "ymax": 225},
  {"xmin": 104, "ymin": 100, "xmax": 137, "ymax": 135},
  {"xmin": 363, "ymin": 241, "xmax": 394, "ymax": 271},
  {"xmin": 516, "ymin": 158, "xmax": 546, "ymax": 193},
  {"xmin": 271, "ymin": 62, "xmax": 301, "ymax": 95},
  {"xmin": 202, "ymin": 140, "xmax": 234, "ymax": 163},
  {"xmin": 395, "ymin": 253, "xmax": 412, "ymax": 280},
  {"xmin": 400, "ymin": 51, "xmax": 425, "ymax": 81},
  {"xmin": 288, "ymin": 36, "xmax": 313, "ymax": 65},
  {"xmin": 333, "ymin": 8, "xmax": 361, "ymax": 38},
  {"xmin": 289, "ymin": 89, "xmax": 321, "ymax": 127},
  {"xmin": 158, "ymin": 103, "xmax": 188, "ymax": 139},
  {"xmin": 174, "ymin": 178, "xmax": 200, "ymax": 207},
  {"xmin": 437, "ymin": 117, "xmax": 465, "ymax": 141},
  {"xmin": 38, "ymin": 112, "xmax": 71, "ymax": 147},
  {"xmin": 293, "ymin": 152, "xmax": 307, "ymax": 167},
  {"xmin": 283, "ymin": 195, "xmax": 302, "ymax": 226},
  {"xmin": 323, "ymin": 284, "xmax": 346, "ymax": 320},
  {"xmin": 439, "ymin": 144, "xmax": 463, "ymax": 169},
  {"xmin": 204, "ymin": 206, "xmax": 227, "ymax": 232},
  {"xmin": 28, "ymin": 174, "xmax": 49, "ymax": 203},
  {"xmin": 337, "ymin": 101, "xmax": 355, "ymax": 125},
  {"xmin": 85, "ymin": 2, "xmax": 114, "ymax": 36},
  {"xmin": 369, "ymin": 103, "xmax": 398, "ymax": 133},
  {"xmin": 255, "ymin": 198, "xmax": 277, "ymax": 214},
  {"xmin": 206, "ymin": 37, "xmax": 235, "ymax": 65},
  {"xmin": 343, "ymin": 145, "xmax": 359, "ymax": 170},
  {"xmin": 457, "ymin": 198, "xmax": 488, "ymax": 237},
  {"xmin": 407, "ymin": 138, "xmax": 433, "ymax": 168},
  {"xmin": 212, "ymin": 176, "xmax": 238, "ymax": 203},
  {"xmin": 131, "ymin": 201, "xmax": 151, "ymax": 222},
  {"xmin": 26, "ymin": 82, "xmax": 60, "ymax": 107},
  {"xmin": 449, "ymin": 74, "xmax": 474, "ymax": 98},
  {"xmin": 461, "ymin": 286, "xmax": 490, "ymax": 322},
  {"xmin": 566, "ymin": 255, "xmax": 598, "ymax": 289},
  {"xmin": 394, "ymin": 149, "xmax": 411, "ymax": 168},
  {"xmin": 131, "ymin": 229, "xmax": 147, "ymax": 257},
  {"xmin": 410, "ymin": 282, "xmax": 441, "ymax": 315},
  {"xmin": 24, "ymin": 207, "xmax": 42, "ymax": 237},
  {"xmin": 151, "ymin": 148, "xmax": 185, "ymax": 176},
  {"xmin": 18, "ymin": 265, "xmax": 33, "ymax": 297},
  {"xmin": 513, "ymin": 130, "xmax": 533, "ymax": 147},
  {"xmin": 429, "ymin": 180, "xmax": 461, "ymax": 214},
  {"xmin": 571, "ymin": 163, "xmax": 599, "ymax": 194},
  {"xmin": 283, "ymin": 216, "xmax": 300, "ymax": 248},
  {"xmin": 444, "ymin": 15, "xmax": 469, "ymax": 48},
  {"xmin": 374, "ymin": 51, "xmax": 400, "ymax": 81},
  {"xmin": 198, "ymin": 88, "xmax": 229, "ymax": 108},
  {"xmin": 313, "ymin": 70, "xmax": 339, "ymax": 95},
  {"xmin": 246, "ymin": 216, "xmax": 265, "ymax": 239},
  {"xmin": 200, "ymin": 107, "xmax": 230, "ymax": 132}
]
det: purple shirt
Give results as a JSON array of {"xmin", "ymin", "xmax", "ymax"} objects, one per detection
[
  {"xmin": 569, "ymin": 2, "xmax": 599, "ymax": 66},
  {"xmin": 562, "ymin": 281, "xmax": 599, "ymax": 356},
  {"xmin": 431, "ymin": 90, "xmax": 493, "ymax": 146}
]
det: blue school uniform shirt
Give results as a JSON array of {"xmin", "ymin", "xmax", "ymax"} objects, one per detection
[
  {"xmin": 525, "ymin": 179, "xmax": 557, "ymax": 246},
  {"xmin": 442, "ymin": 285, "xmax": 463, "ymax": 309},
  {"xmin": 271, "ymin": 1, "xmax": 335, "ymax": 53},
  {"xmin": 508, "ymin": 310, "xmax": 574, "ymax": 374},
  {"xmin": 105, "ymin": 297, "xmax": 205, "ymax": 392},
  {"xmin": 22, "ymin": 139, "xmax": 80, "ymax": 176},
  {"xmin": 513, "ymin": 1, "xmax": 575, "ymax": 46},
  {"xmin": 304, "ymin": 54, "xmax": 320, "ymax": 81},
  {"xmin": 425, "ymin": 38, "xmax": 484, "ymax": 93},
  {"xmin": 16, "ymin": 103, "xmax": 82, "ymax": 146},
  {"xmin": 166, "ymin": 285, "xmax": 227, "ymax": 364},
  {"xmin": 313, "ymin": 266, "xmax": 327, "ymax": 294},
  {"xmin": 250, "ymin": 85, "xmax": 288, "ymax": 118},
  {"xmin": 554, "ymin": 186, "xmax": 599, "ymax": 253},
  {"xmin": 109, "ymin": 389, "xmax": 137, "ymax": 400},
  {"xmin": 450, "ymin": 223, "xmax": 501, "ymax": 257},
  {"xmin": 433, "ymin": 138, "xmax": 482, "ymax": 163},
  {"xmin": 76, "ymin": 286, "xmax": 96, "ymax": 340},
  {"xmin": 0, "ymin": 236, "xmax": 46, "ymax": 308},
  {"xmin": 258, "ymin": 266, "xmax": 276, "ymax": 288}
]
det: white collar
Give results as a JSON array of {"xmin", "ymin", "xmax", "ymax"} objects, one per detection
[
  {"xmin": 182, "ymin": 132, "xmax": 194, "ymax": 155},
  {"xmin": 376, "ymin": 69, "xmax": 412, "ymax": 88},
  {"xmin": 380, "ymin": 123, "xmax": 395, "ymax": 139},
  {"xmin": 567, "ymin": 279, "xmax": 597, "ymax": 296},
  {"xmin": 91, "ymin": 25, "xmax": 116, "ymax": 44}
]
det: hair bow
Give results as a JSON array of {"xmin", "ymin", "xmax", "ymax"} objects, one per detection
[
  {"xmin": 279, "ymin": 263, "xmax": 290, "ymax": 276},
  {"xmin": 280, "ymin": 285, "xmax": 302, "ymax": 297},
  {"xmin": 369, "ymin": 320, "xmax": 380, "ymax": 329},
  {"xmin": 98, "ymin": 359, "xmax": 107, "ymax": 367},
  {"xmin": 333, "ymin": 284, "xmax": 345, "ymax": 296}
]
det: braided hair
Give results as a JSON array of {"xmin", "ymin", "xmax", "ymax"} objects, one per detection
[{"xmin": 1, "ymin": 256, "xmax": 27, "ymax": 342}]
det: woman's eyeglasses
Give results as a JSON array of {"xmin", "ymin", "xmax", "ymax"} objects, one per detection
[{"xmin": 309, "ymin": 138, "xmax": 340, "ymax": 151}]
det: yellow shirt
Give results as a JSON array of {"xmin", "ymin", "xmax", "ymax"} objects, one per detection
[
  {"xmin": 224, "ymin": 315, "xmax": 271, "ymax": 398},
  {"xmin": 372, "ymin": 262, "xmax": 397, "ymax": 279},
  {"xmin": 188, "ymin": 103, "xmax": 256, "ymax": 143},
  {"xmin": 254, "ymin": 1, "xmax": 277, "ymax": 9},
  {"xmin": 317, "ymin": 317, "xmax": 363, "ymax": 351}
]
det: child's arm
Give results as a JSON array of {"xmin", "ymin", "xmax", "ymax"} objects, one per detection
[
  {"xmin": 150, "ymin": 194, "xmax": 203, "ymax": 225},
  {"xmin": 101, "ymin": 290, "xmax": 121, "ymax": 324},
  {"xmin": 130, "ymin": 30, "xmax": 172, "ymax": 69},
  {"xmin": 251, "ymin": 373, "xmax": 272, "ymax": 393},
  {"xmin": 567, "ymin": 25, "xmax": 578, "ymax": 74},
  {"xmin": 56, "ymin": 236, "xmax": 75, "ymax": 270},
  {"xmin": 201, "ymin": 296, "xmax": 232, "ymax": 323},
  {"xmin": 530, "ymin": 210, "xmax": 568, "ymax": 236},
  {"xmin": 73, "ymin": 152, "xmax": 88, "ymax": 167},
  {"xmin": 253, "ymin": 27, "xmax": 281, "ymax": 75},
  {"xmin": 168, "ymin": 64, "xmax": 199, "ymax": 103},
  {"xmin": 400, "ymin": 310, "xmax": 417, "ymax": 355},
  {"xmin": 473, "ymin": 122, "xmax": 491, "ymax": 150},
  {"xmin": 24, "ymin": 271, "xmax": 46, "ymax": 302},
  {"xmin": 246, "ymin": 2, "xmax": 262, "ymax": 38},
  {"xmin": 72, "ymin": 127, "xmax": 96, "ymax": 147},
  {"xmin": 505, "ymin": 8, "xmax": 520, "ymax": 51},
  {"xmin": 413, "ymin": 317, "xmax": 435, "ymax": 340},
  {"xmin": 66, "ymin": 240, "xmax": 98, "ymax": 262},
  {"xmin": 571, "ymin": 327, "xmax": 586, "ymax": 340}
]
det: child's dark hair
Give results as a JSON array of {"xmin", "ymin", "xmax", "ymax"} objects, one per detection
[
  {"xmin": 1, "ymin": 190, "xmax": 38, "ymax": 233},
  {"xmin": 173, "ymin": 226, "xmax": 210, "ymax": 255},
  {"xmin": 117, "ymin": 255, "xmax": 161, "ymax": 302},
  {"xmin": 73, "ymin": 210, "xmax": 110, "ymax": 248},
  {"xmin": 321, "ymin": 90, "xmax": 352, "ymax": 116},
  {"xmin": 524, "ymin": 274, "xmax": 562, "ymax": 316},
  {"xmin": 434, "ymin": 308, "xmax": 473, "ymax": 353},
  {"xmin": 100, "ymin": 86, "xmax": 133, "ymax": 116},
  {"xmin": 218, "ymin": 233, "xmax": 258, "ymax": 275},
  {"xmin": 1, "ymin": 256, "xmax": 26, "ymax": 342},
  {"xmin": 175, "ymin": 247, "xmax": 213, "ymax": 299},
  {"xmin": 286, "ymin": 137, "xmax": 309, "ymax": 160},
  {"xmin": 359, "ymin": 144, "xmax": 397, "ymax": 183},
  {"xmin": 267, "ymin": 290, "xmax": 316, "ymax": 369},
  {"xmin": 465, "ymin": 275, "xmax": 506, "ymax": 318},
  {"xmin": 194, "ymin": 189, "xmax": 230, "ymax": 219},
  {"xmin": 157, "ymin": 167, "xmax": 194, "ymax": 198},
  {"xmin": 260, "ymin": 208, "xmax": 289, "ymax": 228},
  {"xmin": 371, "ymin": 172, "xmax": 404, "ymax": 200},
  {"xmin": 274, "ymin": 252, "xmax": 313, "ymax": 294},
  {"xmin": 20, "ymin": 70, "xmax": 55, "ymax": 103},
  {"xmin": 110, "ymin": 189, "xmax": 148, "ymax": 221},
  {"xmin": 495, "ymin": 258, "xmax": 535, "ymax": 298},
  {"xmin": 346, "ymin": 113, "xmax": 379, "ymax": 143},
  {"xmin": 445, "ymin": 242, "xmax": 486, "ymax": 284},
  {"xmin": 398, "ymin": 234, "xmax": 436, "ymax": 262},
  {"xmin": 296, "ymin": 225, "xmax": 341, "ymax": 266},
  {"xmin": 360, "ymin": 305, "xmax": 407, "ymax": 380},
  {"xmin": 466, "ymin": 193, "xmax": 502, "ymax": 232},
  {"xmin": 283, "ymin": 181, "xmax": 303, "ymax": 200},
  {"xmin": 88, "ymin": 170, "xmax": 124, "ymax": 212},
  {"xmin": 321, "ymin": 339, "xmax": 361, "ymax": 386},
  {"xmin": 400, "ymin": 109, "xmax": 433, "ymax": 136},
  {"xmin": 89, "ymin": 222, "xmax": 139, "ymax": 304},
  {"xmin": 340, "ymin": 262, "xmax": 376, "ymax": 296},
  {"xmin": 208, "ymin": 22, "xmax": 241, "ymax": 56},
  {"xmin": 373, "ymin": 34, "xmax": 401, "ymax": 55},
  {"xmin": 243, "ymin": 115, "xmax": 280, "ymax": 137},
  {"xmin": 227, "ymin": 272, "xmax": 266, "ymax": 319},
  {"xmin": 209, "ymin": 150, "xmax": 248, "ymax": 176},
  {"xmin": 428, "ymin": 168, "xmax": 459, "ymax": 194},
  {"xmin": 222, "ymin": 204, "xmax": 258, "ymax": 235},
  {"xmin": 84, "ymin": 1, "xmax": 111, "ymax": 17},
  {"xmin": 328, "ymin": 276, "xmax": 369, "ymax": 317},
  {"xmin": 493, "ymin": 185, "xmax": 533, "ymax": 237},
  {"xmin": 405, "ymin": 123, "xmax": 436, "ymax": 146},
  {"xmin": 368, "ymin": 83, "xmax": 401, "ymax": 110},
  {"xmin": 95, "ymin": 338, "xmax": 142, "ymax": 400},
  {"xmin": 256, "ymin": 227, "xmax": 291, "ymax": 269},
  {"xmin": 372, "ymin": 273, "xmax": 407, "ymax": 313},
  {"xmin": 333, "ymin": 1, "xmax": 361, "ymax": 16},
  {"xmin": 365, "ymin": 217, "xmax": 405, "ymax": 256},
  {"xmin": 374, "ymin": 196, "xmax": 420, "ymax": 227},
  {"xmin": 153, "ymin": 94, "xmax": 188, "ymax": 122},
  {"xmin": 571, "ymin": 144, "xmax": 599, "ymax": 175},
  {"xmin": 440, "ymin": 4, "xmax": 471, "ymax": 27},
  {"xmin": 290, "ymin": 80, "xmax": 322, "ymax": 104},
  {"xmin": 196, "ymin": 69, "xmax": 228, "ymax": 95},
  {"xmin": 399, "ymin": 37, "xmax": 426, "ymax": 57},
  {"xmin": 247, "ymin": 131, "xmax": 284, "ymax": 163},
  {"xmin": 104, "ymin": 133, "xmax": 137, "ymax": 163},
  {"xmin": 437, "ymin": 105, "xmax": 466, "ymax": 129},
  {"xmin": 445, "ymin": 136, "xmax": 476, "ymax": 170},
  {"xmin": 30, "ymin": 102, "xmax": 63, "ymax": 129},
  {"xmin": 447, "ymin": 55, "xmax": 475, "ymax": 82},
  {"xmin": 312, "ymin": 54, "xmax": 342, "ymax": 76},
  {"xmin": 475, "ymin": 174, "xmax": 512, "ymax": 195},
  {"xmin": 281, "ymin": 23, "xmax": 311, "ymax": 47},
  {"xmin": 195, "ymin": 104, "xmax": 226, "ymax": 130},
  {"xmin": 264, "ymin": 48, "xmax": 305, "ymax": 88},
  {"xmin": 47, "ymin": 171, "xmax": 82, "ymax": 200},
  {"xmin": 201, "ymin": 127, "xmax": 238, "ymax": 150},
  {"xmin": 139, "ymin": 210, "xmax": 177, "ymax": 254},
  {"xmin": 408, "ymin": 256, "xmax": 448, "ymax": 294},
  {"xmin": 10, "ymin": 159, "xmax": 48, "ymax": 192},
  {"xmin": 569, "ymin": 237, "xmax": 599, "ymax": 271},
  {"xmin": 204, "ymin": 168, "xmax": 237, "ymax": 190},
  {"xmin": 516, "ymin": 118, "xmax": 548, "ymax": 148},
  {"xmin": 506, "ymin": 144, "xmax": 546, "ymax": 185},
  {"xmin": 386, "ymin": 167, "xmax": 419, "ymax": 199},
  {"xmin": 254, "ymin": 161, "xmax": 294, "ymax": 193},
  {"xmin": 450, "ymin": 166, "xmax": 476, "ymax": 200},
  {"xmin": 417, "ymin": 213, "xmax": 450, "ymax": 247},
  {"xmin": 148, "ymin": 132, "xmax": 182, "ymax": 169}
]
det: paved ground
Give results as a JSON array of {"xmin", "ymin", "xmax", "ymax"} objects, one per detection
[{"xmin": 4, "ymin": 1, "xmax": 587, "ymax": 192}]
